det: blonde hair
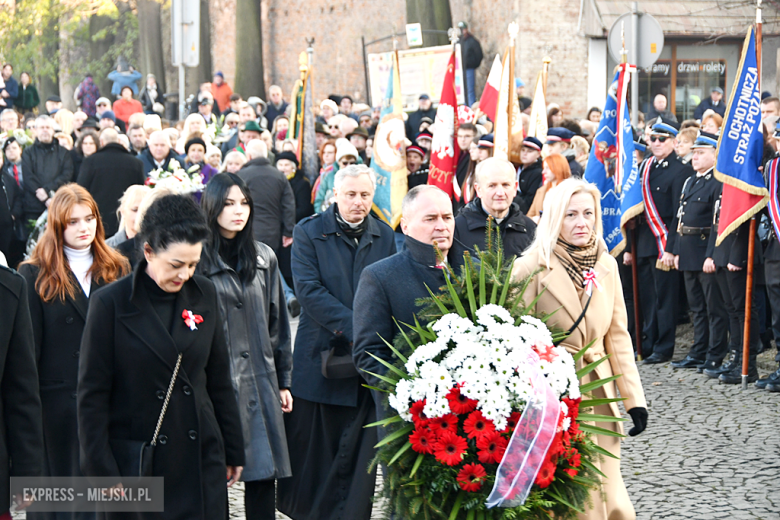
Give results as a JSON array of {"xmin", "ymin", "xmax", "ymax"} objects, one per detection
[
  {"xmin": 571, "ymin": 135, "xmax": 590, "ymax": 158},
  {"xmin": 524, "ymin": 178, "xmax": 603, "ymax": 267},
  {"xmin": 134, "ymin": 187, "xmax": 176, "ymax": 234},
  {"xmin": 53, "ymin": 108, "xmax": 73, "ymax": 137},
  {"xmin": 221, "ymin": 151, "xmax": 248, "ymax": 172},
  {"xmin": 116, "ymin": 184, "xmax": 151, "ymax": 233}
]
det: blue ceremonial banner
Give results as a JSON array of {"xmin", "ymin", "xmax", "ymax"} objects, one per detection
[
  {"xmin": 584, "ymin": 66, "xmax": 642, "ymax": 255},
  {"xmin": 370, "ymin": 53, "xmax": 408, "ymax": 228},
  {"xmin": 714, "ymin": 25, "xmax": 769, "ymax": 244}
]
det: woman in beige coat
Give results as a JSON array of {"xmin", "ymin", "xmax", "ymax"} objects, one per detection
[{"xmin": 512, "ymin": 178, "xmax": 648, "ymax": 520}]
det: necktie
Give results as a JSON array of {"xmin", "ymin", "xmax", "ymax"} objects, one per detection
[{"xmin": 12, "ymin": 164, "xmax": 19, "ymax": 186}]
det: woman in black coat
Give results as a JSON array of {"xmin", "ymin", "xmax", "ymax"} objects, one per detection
[
  {"xmin": 78, "ymin": 194, "xmax": 245, "ymax": 519},
  {"xmin": 199, "ymin": 174, "xmax": 293, "ymax": 520},
  {"xmin": 19, "ymin": 184, "xmax": 130, "ymax": 520},
  {"xmin": 274, "ymin": 151, "xmax": 314, "ymax": 287}
]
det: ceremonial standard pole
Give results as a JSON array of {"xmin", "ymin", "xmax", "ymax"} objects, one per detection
[{"xmin": 743, "ymin": 1, "xmax": 763, "ymax": 389}]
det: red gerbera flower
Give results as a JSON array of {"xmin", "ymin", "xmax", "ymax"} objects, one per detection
[
  {"xmin": 476, "ymin": 430, "xmax": 508, "ymax": 464},
  {"xmin": 564, "ymin": 467, "xmax": 579, "ymax": 478},
  {"xmin": 409, "ymin": 427, "xmax": 435, "ymax": 455},
  {"xmin": 446, "ymin": 385, "xmax": 478, "ymax": 415},
  {"xmin": 534, "ymin": 460, "xmax": 556, "ymax": 488},
  {"xmin": 568, "ymin": 452, "xmax": 581, "ymax": 468},
  {"xmin": 409, "ymin": 399, "xmax": 427, "ymax": 426},
  {"xmin": 429, "ymin": 414, "xmax": 458, "ymax": 436},
  {"xmin": 433, "ymin": 431, "xmax": 468, "ymax": 466},
  {"xmin": 548, "ymin": 430, "xmax": 565, "ymax": 459},
  {"xmin": 457, "ymin": 463, "xmax": 487, "ymax": 492},
  {"xmin": 463, "ymin": 410, "xmax": 495, "ymax": 440},
  {"xmin": 500, "ymin": 411, "xmax": 523, "ymax": 434}
]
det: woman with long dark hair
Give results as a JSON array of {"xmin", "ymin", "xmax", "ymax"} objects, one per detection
[
  {"xmin": 78, "ymin": 194, "xmax": 245, "ymax": 519},
  {"xmin": 19, "ymin": 184, "xmax": 130, "ymax": 520},
  {"xmin": 199, "ymin": 173, "xmax": 292, "ymax": 520}
]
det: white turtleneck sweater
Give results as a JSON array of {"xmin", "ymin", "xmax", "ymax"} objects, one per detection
[{"xmin": 64, "ymin": 245, "xmax": 94, "ymax": 297}]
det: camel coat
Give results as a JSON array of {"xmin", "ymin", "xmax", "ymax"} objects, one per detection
[{"xmin": 512, "ymin": 245, "xmax": 646, "ymax": 520}]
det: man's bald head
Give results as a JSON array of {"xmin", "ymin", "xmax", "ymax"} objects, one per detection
[
  {"xmin": 99, "ymin": 127, "xmax": 119, "ymax": 147},
  {"xmin": 246, "ymin": 139, "xmax": 268, "ymax": 160},
  {"xmin": 148, "ymin": 130, "xmax": 171, "ymax": 161}
]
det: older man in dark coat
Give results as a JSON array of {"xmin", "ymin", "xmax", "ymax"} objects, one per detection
[
  {"xmin": 353, "ymin": 185, "xmax": 451, "ymax": 407},
  {"xmin": 278, "ymin": 165, "xmax": 395, "ymax": 520},
  {"xmin": 77, "ymin": 128, "xmax": 145, "ymax": 236},
  {"xmin": 139, "ymin": 130, "xmax": 183, "ymax": 176},
  {"xmin": 449, "ymin": 157, "xmax": 536, "ymax": 270},
  {"xmin": 21, "ymin": 115, "xmax": 74, "ymax": 222},
  {"xmin": 237, "ymin": 139, "xmax": 296, "ymax": 255},
  {"xmin": 0, "ymin": 266, "xmax": 44, "ymax": 517}
]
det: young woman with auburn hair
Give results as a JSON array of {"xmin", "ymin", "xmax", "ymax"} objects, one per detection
[
  {"xmin": 19, "ymin": 184, "xmax": 129, "ymax": 511},
  {"xmin": 527, "ymin": 153, "xmax": 572, "ymax": 220}
]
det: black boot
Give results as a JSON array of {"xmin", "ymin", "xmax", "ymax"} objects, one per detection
[
  {"xmin": 703, "ymin": 350, "xmax": 738, "ymax": 379},
  {"xmin": 719, "ymin": 353, "xmax": 758, "ymax": 384},
  {"xmin": 756, "ymin": 366, "xmax": 780, "ymax": 389}
]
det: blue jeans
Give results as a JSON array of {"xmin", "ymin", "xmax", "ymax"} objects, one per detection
[
  {"xmin": 466, "ymin": 68, "xmax": 477, "ymax": 106},
  {"xmin": 281, "ymin": 275, "xmax": 295, "ymax": 303}
]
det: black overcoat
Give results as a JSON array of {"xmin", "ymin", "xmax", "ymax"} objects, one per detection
[
  {"xmin": 77, "ymin": 143, "xmax": 145, "ymax": 237},
  {"xmin": 19, "ymin": 263, "xmax": 103, "ymax": 517},
  {"xmin": 291, "ymin": 207, "xmax": 396, "ymax": 407},
  {"xmin": 668, "ymin": 169, "xmax": 722, "ymax": 271},
  {"xmin": 0, "ymin": 266, "xmax": 44, "ymax": 512},
  {"xmin": 514, "ymin": 159, "xmax": 543, "ymax": 214},
  {"xmin": 77, "ymin": 261, "xmax": 245, "ymax": 519}
]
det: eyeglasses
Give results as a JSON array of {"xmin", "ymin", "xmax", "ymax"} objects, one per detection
[{"xmin": 650, "ymin": 135, "xmax": 669, "ymax": 143}]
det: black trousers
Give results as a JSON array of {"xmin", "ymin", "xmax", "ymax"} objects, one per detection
[
  {"xmin": 725, "ymin": 267, "xmax": 761, "ymax": 356},
  {"xmin": 245, "ymin": 479, "xmax": 276, "ymax": 520},
  {"xmin": 637, "ymin": 256, "xmax": 679, "ymax": 358},
  {"xmin": 683, "ymin": 270, "xmax": 728, "ymax": 362}
]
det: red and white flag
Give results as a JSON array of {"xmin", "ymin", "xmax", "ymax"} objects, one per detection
[
  {"xmin": 428, "ymin": 51, "xmax": 461, "ymax": 198},
  {"xmin": 478, "ymin": 54, "xmax": 502, "ymax": 122}
]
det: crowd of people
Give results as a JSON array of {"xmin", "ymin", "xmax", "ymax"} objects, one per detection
[{"xmin": 0, "ymin": 26, "xmax": 778, "ymax": 520}]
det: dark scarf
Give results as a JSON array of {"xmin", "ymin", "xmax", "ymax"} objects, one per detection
[
  {"xmin": 334, "ymin": 205, "xmax": 368, "ymax": 244},
  {"xmin": 553, "ymin": 232, "xmax": 599, "ymax": 291},
  {"xmin": 218, "ymin": 235, "xmax": 240, "ymax": 272}
]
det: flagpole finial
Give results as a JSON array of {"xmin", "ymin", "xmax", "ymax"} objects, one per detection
[
  {"xmin": 508, "ymin": 22, "xmax": 519, "ymax": 45},
  {"xmin": 620, "ymin": 21, "xmax": 628, "ymax": 64}
]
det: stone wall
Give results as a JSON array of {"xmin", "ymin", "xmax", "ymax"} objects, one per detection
[{"xmin": 208, "ymin": 0, "xmax": 592, "ymax": 118}]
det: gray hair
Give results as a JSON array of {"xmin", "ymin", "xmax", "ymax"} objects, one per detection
[
  {"xmin": 99, "ymin": 127, "xmax": 119, "ymax": 145},
  {"xmin": 334, "ymin": 164, "xmax": 376, "ymax": 191},
  {"xmin": 401, "ymin": 184, "xmax": 449, "ymax": 219},
  {"xmin": 35, "ymin": 114, "xmax": 53, "ymax": 124},
  {"xmin": 246, "ymin": 139, "xmax": 268, "ymax": 159},
  {"xmin": 0, "ymin": 109, "xmax": 16, "ymax": 120}
]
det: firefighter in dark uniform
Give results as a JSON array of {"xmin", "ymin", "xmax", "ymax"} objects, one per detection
[
  {"xmin": 757, "ymin": 121, "xmax": 780, "ymax": 391},
  {"xmin": 702, "ymin": 184, "xmax": 763, "ymax": 384},
  {"xmin": 667, "ymin": 132, "xmax": 729, "ymax": 372},
  {"xmin": 625, "ymin": 118, "xmax": 693, "ymax": 364}
]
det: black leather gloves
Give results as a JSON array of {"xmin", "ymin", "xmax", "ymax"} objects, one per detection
[{"xmin": 627, "ymin": 407, "xmax": 648, "ymax": 436}]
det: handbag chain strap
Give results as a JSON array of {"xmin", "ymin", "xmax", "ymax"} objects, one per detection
[{"xmin": 151, "ymin": 353, "xmax": 183, "ymax": 446}]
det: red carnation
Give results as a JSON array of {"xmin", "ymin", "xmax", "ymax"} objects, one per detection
[
  {"xmin": 534, "ymin": 460, "xmax": 556, "ymax": 488},
  {"xmin": 433, "ymin": 431, "xmax": 468, "ymax": 466},
  {"xmin": 409, "ymin": 400, "xmax": 428, "ymax": 427},
  {"xmin": 457, "ymin": 463, "xmax": 487, "ymax": 492},
  {"xmin": 409, "ymin": 427, "xmax": 436, "ymax": 454},
  {"xmin": 500, "ymin": 411, "xmax": 522, "ymax": 434},
  {"xmin": 476, "ymin": 430, "xmax": 508, "ymax": 464},
  {"xmin": 446, "ymin": 385, "xmax": 478, "ymax": 415},
  {"xmin": 563, "ymin": 397, "xmax": 581, "ymax": 422},
  {"xmin": 429, "ymin": 414, "xmax": 459, "ymax": 436},
  {"xmin": 463, "ymin": 410, "xmax": 495, "ymax": 440}
]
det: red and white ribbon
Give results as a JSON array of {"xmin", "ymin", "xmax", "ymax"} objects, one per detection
[
  {"xmin": 641, "ymin": 157, "xmax": 668, "ymax": 260},
  {"xmin": 583, "ymin": 268, "xmax": 602, "ymax": 296},
  {"xmin": 182, "ymin": 309, "xmax": 203, "ymax": 331}
]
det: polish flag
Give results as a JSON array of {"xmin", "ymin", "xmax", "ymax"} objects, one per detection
[{"xmin": 478, "ymin": 54, "xmax": 502, "ymax": 122}]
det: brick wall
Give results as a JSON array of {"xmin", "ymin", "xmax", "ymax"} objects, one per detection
[{"xmin": 209, "ymin": 0, "xmax": 591, "ymax": 117}]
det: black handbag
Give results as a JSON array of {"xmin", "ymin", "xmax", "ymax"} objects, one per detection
[
  {"xmin": 321, "ymin": 334, "xmax": 359, "ymax": 379},
  {"xmin": 110, "ymin": 353, "xmax": 182, "ymax": 481}
]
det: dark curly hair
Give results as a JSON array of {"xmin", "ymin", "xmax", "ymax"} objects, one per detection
[{"xmin": 139, "ymin": 194, "xmax": 209, "ymax": 253}]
